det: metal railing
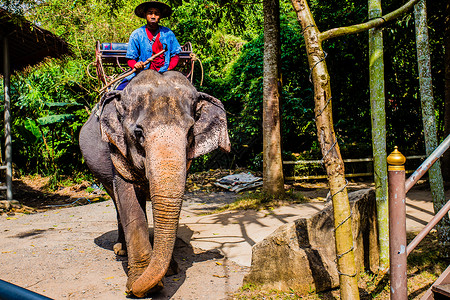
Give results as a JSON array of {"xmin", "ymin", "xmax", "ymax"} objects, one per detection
[
  {"xmin": 283, "ymin": 155, "xmax": 425, "ymax": 180},
  {"xmin": 387, "ymin": 134, "xmax": 450, "ymax": 300}
]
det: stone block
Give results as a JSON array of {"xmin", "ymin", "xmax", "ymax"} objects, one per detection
[
  {"xmin": 243, "ymin": 188, "xmax": 379, "ymax": 293},
  {"xmin": 0, "ymin": 200, "xmax": 11, "ymax": 210}
]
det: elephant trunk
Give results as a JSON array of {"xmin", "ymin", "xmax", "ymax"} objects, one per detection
[
  {"xmin": 132, "ymin": 194, "xmax": 182, "ymax": 297},
  {"xmin": 131, "ymin": 129, "xmax": 187, "ymax": 297}
]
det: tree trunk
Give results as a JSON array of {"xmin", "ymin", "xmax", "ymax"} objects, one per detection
[
  {"xmin": 289, "ymin": 1, "xmax": 359, "ymax": 299},
  {"xmin": 263, "ymin": 0, "xmax": 285, "ymax": 197},
  {"xmin": 414, "ymin": 0, "xmax": 450, "ymax": 257},
  {"xmin": 443, "ymin": 0, "xmax": 450, "ymax": 181},
  {"xmin": 368, "ymin": 0, "xmax": 389, "ymax": 272}
]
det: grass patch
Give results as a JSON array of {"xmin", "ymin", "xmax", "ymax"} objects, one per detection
[
  {"xmin": 213, "ymin": 189, "xmax": 309, "ymax": 213},
  {"xmin": 232, "ymin": 283, "xmax": 335, "ymax": 299},
  {"xmin": 44, "ymin": 172, "xmax": 97, "ymax": 192}
]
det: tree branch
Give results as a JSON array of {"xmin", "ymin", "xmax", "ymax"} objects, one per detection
[{"xmin": 319, "ymin": 0, "xmax": 420, "ymax": 41}]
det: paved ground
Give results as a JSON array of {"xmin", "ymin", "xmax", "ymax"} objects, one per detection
[{"xmin": 0, "ymin": 185, "xmax": 444, "ymax": 299}]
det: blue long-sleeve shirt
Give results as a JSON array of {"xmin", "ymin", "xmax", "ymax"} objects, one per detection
[{"xmin": 125, "ymin": 25, "xmax": 181, "ymax": 81}]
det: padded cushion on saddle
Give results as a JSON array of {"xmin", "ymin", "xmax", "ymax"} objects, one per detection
[{"xmin": 100, "ymin": 43, "xmax": 128, "ymax": 56}]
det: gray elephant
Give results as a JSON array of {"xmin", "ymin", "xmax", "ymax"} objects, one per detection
[{"xmin": 79, "ymin": 70, "xmax": 230, "ymax": 297}]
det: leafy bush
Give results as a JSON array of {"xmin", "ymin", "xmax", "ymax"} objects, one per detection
[
  {"xmin": 2, "ymin": 59, "xmax": 95, "ymax": 180},
  {"xmin": 1, "ymin": 0, "xmax": 445, "ymax": 181}
]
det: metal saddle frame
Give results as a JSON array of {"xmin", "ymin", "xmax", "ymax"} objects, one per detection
[{"xmin": 88, "ymin": 40, "xmax": 202, "ymax": 90}]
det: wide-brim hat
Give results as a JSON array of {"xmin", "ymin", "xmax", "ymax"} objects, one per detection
[{"xmin": 135, "ymin": 1, "xmax": 172, "ymax": 18}]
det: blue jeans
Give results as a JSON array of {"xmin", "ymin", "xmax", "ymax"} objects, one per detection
[{"xmin": 116, "ymin": 79, "xmax": 130, "ymax": 90}]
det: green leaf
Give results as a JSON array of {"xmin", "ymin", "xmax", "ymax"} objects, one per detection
[
  {"xmin": 37, "ymin": 114, "xmax": 75, "ymax": 126},
  {"xmin": 23, "ymin": 119, "xmax": 42, "ymax": 140},
  {"xmin": 44, "ymin": 102, "xmax": 82, "ymax": 108}
]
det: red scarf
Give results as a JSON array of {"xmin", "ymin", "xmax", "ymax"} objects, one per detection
[
  {"xmin": 145, "ymin": 27, "xmax": 165, "ymax": 71},
  {"xmin": 127, "ymin": 27, "xmax": 180, "ymax": 71}
]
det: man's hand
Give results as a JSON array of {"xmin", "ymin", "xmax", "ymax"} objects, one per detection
[{"xmin": 134, "ymin": 61, "xmax": 145, "ymax": 70}]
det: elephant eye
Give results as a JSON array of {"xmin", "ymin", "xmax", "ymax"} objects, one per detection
[{"xmin": 134, "ymin": 126, "xmax": 145, "ymax": 143}]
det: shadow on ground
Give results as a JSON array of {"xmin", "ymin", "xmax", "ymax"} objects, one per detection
[
  {"xmin": 7, "ymin": 178, "xmax": 107, "ymax": 210},
  {"xmin": 94, "ymin": 225, "xmax": 224, "ymax": 299}
]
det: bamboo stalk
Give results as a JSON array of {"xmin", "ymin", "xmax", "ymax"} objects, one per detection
[{"xmin": 289, "ymin": 1, "xmax": 360, "ymax": 299}]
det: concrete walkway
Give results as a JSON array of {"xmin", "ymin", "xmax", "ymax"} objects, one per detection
[
  {"xmin": 179, "ymin": 187, "xmax": 441, "ymax": 268},
  {"xmin": 0, "ymin": 185, "xmax": 444, "ymax": 299}
]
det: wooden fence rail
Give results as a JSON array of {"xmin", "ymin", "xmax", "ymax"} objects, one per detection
[{"xmin": 283, "ymin": 155, "xmax": 426, "ymax": 180}]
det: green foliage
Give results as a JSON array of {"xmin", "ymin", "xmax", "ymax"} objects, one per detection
[
  {"xmin": 1, "ymin": 0, "xmax": 446, "ymax": 179},
  {"xmin": 2, "ymin": 58, "xmax": 94, "ymax": 178},
  {"xmin": 168, "ymin": 0, "xmax": 263, "ymax": 82},
  {"xmin": 309, "ymin": 0, "xmax": 445, "ymax": 158},
  {"xmin": 210, "ymin": 16, "xmax": 318, "ymax": 170},
  {"xmin": 283, "ymin": 152, "xmax": 324, "ymax": 179}
]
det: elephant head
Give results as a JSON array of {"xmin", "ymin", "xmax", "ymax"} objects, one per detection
[{"xmin": 98, "ymin": 70, "xmax": 230, "ymax": 296}]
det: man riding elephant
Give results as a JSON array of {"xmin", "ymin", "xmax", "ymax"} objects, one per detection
[
  {"xmin": 117, "ymin": 1, "xmax": 181, "ymax": 90},
  {"xmin": 79, "ymin": 3, "xmax": 231, "ymax": 297}
]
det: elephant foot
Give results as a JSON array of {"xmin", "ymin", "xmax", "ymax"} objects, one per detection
[
  {"xmin": 126, "ymin": 261, "xmax": 163, "ymax": 297},
  {"xmin": 113, "ymin": 242, "xmax": 127, "ymax": 256},
  {"xmin": 126, "ymin": 280, "xmax": 164, "ymax": 298}
]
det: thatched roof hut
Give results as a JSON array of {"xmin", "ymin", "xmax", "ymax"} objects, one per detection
[{"xmin": 0, "ymin": 7, "xmax": 72, "ymax": 73}]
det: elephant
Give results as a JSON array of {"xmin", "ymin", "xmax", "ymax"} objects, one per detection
[{"xmin": 78, "ymin": 69, "xmax": 230, "ymax": 297}]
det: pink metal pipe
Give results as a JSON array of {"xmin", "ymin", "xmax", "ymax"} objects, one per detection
[
  {"xmin": 407, "ymin": 199, "xmax": 450, "ymax": 256},
  {"xmin": 405, "ymin": 134, "xmax": 450, "ymax": 193},
  {"xmin": 388, "ymin": 147, "xmax": 408, "ymax": 300}
]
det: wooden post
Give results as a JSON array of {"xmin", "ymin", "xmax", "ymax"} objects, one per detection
[{"xmin": 3, "ymin": 35, "xmax": 13, "ymax": 201}]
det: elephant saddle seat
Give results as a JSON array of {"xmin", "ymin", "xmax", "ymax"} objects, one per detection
[{"xmin": 92, "ymin": 41, "xmax": 199, "ymax": 89}]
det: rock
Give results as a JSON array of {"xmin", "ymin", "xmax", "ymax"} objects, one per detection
[
  {"xmin": 243, "ymin": 188, "xmax": 379, "ymax": 294},
  {"xmin": 0, "ymin": 200, "xmax": 22, "ymax": 212},
  {"xmin": 9, "ymin": 200, "xmax": 21, "ymax": 209},
  {"xmin": 0, "ymin": 200, "xmax": 11, "ymax": 211}
]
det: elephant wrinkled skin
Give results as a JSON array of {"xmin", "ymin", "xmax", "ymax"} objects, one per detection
[{"xmin": 79, "ymin": 70, "xmax": 230, "ymax": 297}]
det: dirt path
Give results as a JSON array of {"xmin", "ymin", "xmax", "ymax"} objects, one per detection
[
  {"xmin": 0, "ymin": 182, "xmax": 442, "ymax": 299},
  {"xmin": 0, "ymin": 192, "xmax": 248, "ymax": 300}
]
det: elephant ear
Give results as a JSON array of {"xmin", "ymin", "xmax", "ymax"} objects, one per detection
[
  {"xmin": 99, "ymin": 91, "xmax": 127, "ymax": 158},
  {"xmin": 188, "ymin": 92, "xmax": 231, "ymax": 159}
]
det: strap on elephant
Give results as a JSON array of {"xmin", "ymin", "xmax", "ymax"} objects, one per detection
[{"xmin": 92, "ymin": 90, "xmax": 121, "ymax": 119}]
